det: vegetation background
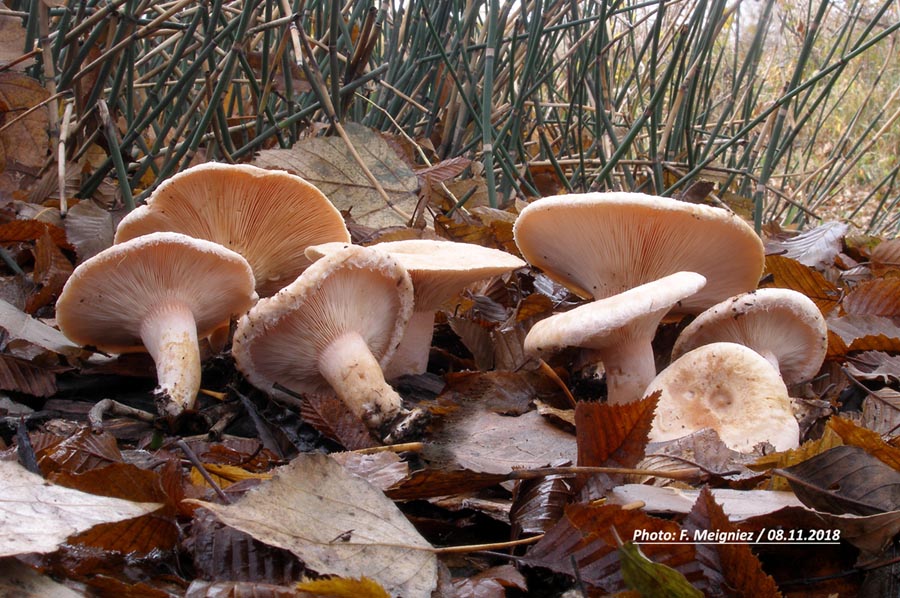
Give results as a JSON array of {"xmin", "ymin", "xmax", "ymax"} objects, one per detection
[{"xmin": 1, "ymin": 0, "xmax": 898, "ymax": 235}]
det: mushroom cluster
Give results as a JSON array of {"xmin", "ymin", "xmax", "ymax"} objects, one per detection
[{"xmin": 514, "ymin": 191, "xmax": 824, "ymax": 452}]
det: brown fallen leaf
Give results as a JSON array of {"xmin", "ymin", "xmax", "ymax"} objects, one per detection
[
  {"xmin": 385, "ymin": 468, "xmax": 508, "ymax": 501},
  {"xmin": 36, "ymin": 427, "xmax": 123, "ymax": 475},
  {"xmin": 862, "ymin": 388, "xmax": 900, "ymax": 437},
  {"xmin": 254, "ymin": 124, "xmax": 420, "ymax": 229},
  {"xmin": 775, "ymin": 445, "xmax": 900, "ymax": 515},
  {"xmin": 827, "ymin": 415, "xmax": 900, "ymax": 471},
  {"xmin": 520, "ymin": 503, "xmax": 702, "ymax": 593},
  {"xmin": 576, "ymin": 393, "xmax": 658, "ymax": 468},
  {"xmin": 682, "ymin": 487, "xmax": 782, "ymax": 597},
  {"xmin": 0, "ymin": 460, "xmax": 162, "ymax": 557},
  {"xmin": 843, "ymin": 279, "xmax": 900, "ymax": 317},
  {"xmin": 299, "ymin": 391, "xmax": 380, "ymax": 451},
  {"xmin": 0, "ymin": 352, "xmax": 60, "ymax": 396},
  {"xmin": 827, "ymin": 314, "xmax": 900, "ymax": 352},
  {"xmin": 188, "ymin": 453, "xmax": 438, "ymax": 598},
  {"xmin": 0, "ymin": 71, "xmax": 49, "ymax": 177},
  {"xmin": 845, "ymin": 351, "xmax": 900, "ymax": 384},
  {"xmin": 765, "ymin": 221, "xmax": 848, "ymax": 270},
  {"xmin": 871, "ymin": 238, "xmax": 900, "ymax": 276},
  {"xmin": 763, "ymin": 255, "xmax": 841, "ymax": 315},
  {"xmin": 26, "ymin": 228, "xmax": 73, "ymax": 314},
  {"xmin": 0, "ymin": 558, "xmax": 83, "ymax": 597}
]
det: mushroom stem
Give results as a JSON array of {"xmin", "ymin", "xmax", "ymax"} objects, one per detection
[
  {"xmin": 318, "ymin": 332, "xmax": 404, "ymax": 427},
  {"xmin": 596, "ymin": 340, "xmax": 657, "ymax": 405},
  {"xmin": 384, "ymin": 310, "xmax": 436, "ymax": 379},
  {"xmin": 139, "ymin": 302, "xmax": 201, "ymax": 417}
]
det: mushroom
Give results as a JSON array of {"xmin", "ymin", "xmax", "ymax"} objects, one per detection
[
  {"xmin": 55, "ymin": 232, "xmax": 257, "ymax": 417},
  {"xmin": 671, "ymin": 288, "xmax": 827, "ymax": 386},
  {"xmin": 646, "ymin": 342, "xmax": 800, "ymax": 452},
  {"xmin": 306, "ymin": 239, "xmax": 526, "ymax": 378},
  {"xmin": 524, "ymin": 272, "xmax": 707, "ymax": 404},
  {"xmin": 232, "ymin": 245, "xmax": 416, "ymax": 434},
  {"xmin": 114, "ymin": 162, "xmax": 351, "ymax": 297},
  {"xmin": 513, "ymin": 192, "xmax": 764, "ymax": 312}
]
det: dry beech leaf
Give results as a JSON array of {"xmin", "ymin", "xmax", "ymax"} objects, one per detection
[
  {"xmin": 185, "ymin": 580, "xmax": 310, "ymax": 598},
  {"xmin": 0, "ymin": 71, "xmax": 49, "ymax": 173},
  {"xmin": 188, "ymin": 453, "xmax": 438, "ymax": 598},
  {"xmin": 187, "ymin": 508, "xmax": 305, "ymax": 585},
  {"xmin": 329, "ymin": 451, "xmax": 409, "ymax": 492},
  {"xmin": 0, "ymin": 557, "xmax": 83, "ymax": 597},
  {"xmin": 682, "ymin": 487, "xmax": 782, "ymax": 598},
  {"xmin": 254, "ymin": 123, "xmax": 419, "ymax": 229},
  {"xmin": 414, "ymin": 156, "xmax": 471, "ymax": 183},
  {"xmin": 0, "ymin": 220, "xmax": 71, "ymax": 250},
  {"xmin": 26, "ymin": 229, "xmax": 73, "ymax": 314},
  {"xmin": 827, "ymin": 415, "xmax": 900, "ymax": 471},
  {"xmin": 0, "ymin": 352, "xmax": 59, "ymax": 396},
  {"xmin": 63, "ymin": 199, "xmax": 115, "ymax": 263},
  {"xmin": 190, "ymin": 464, "xmax": 272, "ymax": 490},
  {"xmin": 520, "ymin": 503, "xmax": 703, "ymax": 593},
  {"xmin": 751, "ymin": 425, "xmax": 843, "ymax": 490},
  {"xmin": 863, "ymin": 389, "xmax": 900, "ymax": 437},
  {"xmin": 385, "ymin": 468, "xmax": 508, "ymax": 501},
  {"xmin": 765, "ymin": 221, "xmax": 848, "ymax": 269},
  {"xmin": 607, "ymin": 485, "xmax": 805, "ymax": 519},
  {"xmin": 299, "ymin": 391, "xmax": 380, "ymax": 451},
  {"xmin": 424, "ymin": 409, "xmax": 576, "ymax": 474},
  {"xmin": 510, "ymin": 469, "xmax": 577, "ymax": 536},
  {"xmin": 763, "ymin": 255, "xmax": 841, "ymax": 314},
  {"xmin": 451, "ymin": 564, "xmax": 527, "ymax": 598},
  {"xmin": 843, "ymin": 279, "xmax": 900, "ymax": 317},
  {"xmin": 618, "ymin": 541, "xmax": 703, "ymax": 598},
  {"xmin": 0, "ymin": 5, "xmax": 31, "ymax": 70},
  {"xmin": 0, "ymin": 298, "xmax": 85, "ymax": 359},
  {"xmin": 576, "ymin": 393, "xmax": 658, "ymax": 468},
  {"xmin": 0, "ymin": 460, "xmax": 161, "ymax": 557},
  {"xmin": 827, "ymin": 315, "xmax": 900, "ymax": 352},
  {"xmin": 295, "ymin": 576, "xmax": 390, "ymax": 597},
  {"xmin": 775, "ymin": 445, "xmax": 900, "ymax": 515},
  {"xmin": 36, "ymin": 428, "xmax": 122, "ymax": 475},
  {"xmin": 846, "ymin": 351, "xmax": 900, "ymax": 384},
  {"xmin": 871, "ymin": 239, "xmax": 900, "ymax": 276}
]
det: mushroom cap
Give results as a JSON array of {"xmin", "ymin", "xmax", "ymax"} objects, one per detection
[
  {"xmin": 524, "ymin": 271, "xmax": 707, "ymax": 356},
  {"xmin": 306, "ymin": 239, "xmax": 526, "ymax": 310},
  {"xmin": 647, "ymin": 342, "xmax": 799, "ymax": 452},
  {"xmin": 56, "ymin": 231, "xmax": 257, "ymax": 353},
  {"xmin": 512, "ymin": 192, "xmax": 764, "ymax": 312},
  {"xmin": 671, "ymin": 288, "xmax": 827, "ymax": 385},
  {"xmin": 114, "ymin": 163, "xmax": 351, "ymax": 297},
  {"xmin": 232, "ymin": 245, "xmax": 414, "ymax": 397}
]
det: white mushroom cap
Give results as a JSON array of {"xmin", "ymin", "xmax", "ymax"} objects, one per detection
[
  {"xmin": 513, "ymin": 192, "xmax": 764, "ymax": 312},
  {"xmin": 525, "ymin": 271, "xmax": 707, "ymax": 404},
  {"xmin": 671, "ymin": 288, "xmax": 827, "ymax": 386},
  {"xmin": 56, "ymin": 232, "xmax": 257, "ymax": 416},
  {"xmin": 233, "ymin": 245, "xmax": 414, "ymax": 429},
  {"xmin": 114, "ymin": 163, "xmax": 351, "ymax": 297},
  {"xmin": 647, "ymin": 342, "xmax": 800, "ymax": 453},
  {"xmin": 306, "ymin": 239, "xmax": 526, "ymax": 378}
]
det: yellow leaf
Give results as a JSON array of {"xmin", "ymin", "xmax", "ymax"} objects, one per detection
[
  {"xmin": 296, "ymin": 576, "xmax": 390, "ymax": 598},
  {"xmin": 189, "ymin": 464, "xmax": 271, "ymax": 489}
]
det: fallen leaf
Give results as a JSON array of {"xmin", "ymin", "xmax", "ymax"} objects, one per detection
[
  {"xmin": 871, "ymin": 239, "xmax": 900, "ymax": 276},
  {"xmin": 36, "ymin": 428, "xmax": 123, "ymax": 475},
  {"xmin": 184, "ymin": 580, "xmax": 309, "ymax": 598},
  {"xmin": 0, "ymin": 460, "xmax": 161, "ymax": 557},
  {"xmin": 775, "ymin": 445, "xmax": 900, "ymax": 515},
  {"xmin": 26, "ymin": 229, "xmax": 73, "ymax": 314},
  {"xmin": 845, "ymin": 351, "xmax": 900, "ymax": 384},
  {"xmin": 0, "ymin": 219, "xmax": 71, "ymax": 251},
  {"xmin": 862, "ymin": 389, "xmax": 900, "ymax": 436},
  {"xmin": 294, "ymin": 576, "xmax": 390, "ymax": 597},
  {"xmin": 618, "ymin": 541, "xmax": 703, "ymax": 597},
  {"xmin": 0, "ymin": 353, "xmax": 59, "ymax": 396},
  {"xmin": 0, "ymin": 298, "xmax": 85, "ymax": 359},
  {"xmin": 0, "ymin": 5, "xmax": 31, "ymax": 70},
  {"xmin": 188, "ymin": 453, "xmax": 438, "ymax": 598},
  {"xmin": 827, "ymin": 415, "xmax": 900, "ymax": 471},
  {"xmin": 520, "ymin": 503, "xmax": 702, "ymax": 593},
  {"xmin": 681, "ymin": 488, "xmax": 782, "ymax": 598},
  {"xmin": 510, "ymin": 468, "xmax": 577, "ymax": 536},
  {"xmin": 385, "ymin": 468, "xmax": 508, "ymax": 501},
  {"xmin": 827, "ymin": 314, "xmax": 900, "ymax": 352},
  {"xmin": 329, "ymin": 451, "xmax": 409, "ymax": 491},
  {"xmin": 451, "ymin": 564, "xmax": 527, "ymax": 598},
  {"xmin": 424, "ymin": 409, "xmax": 576, "ymax": 474},
  {"xmin": 763, "ymin": 255, "xmax": 840, "ymax": 314},
  {"xmin": 765, "ymin": 221, "xmax": 848, "ymax": 269},
  {"xmin": 0, "ymin": 71, "xmax": 49, "ymax": 174},
  {"xmin": 63, "ymin": 199, "xmax": 115, "ymax": 263},
  {"xmin": 608, "ymin": 485, "xmax": 805, "ymax": 519},
  {"xmin": 576, "ymin": 393, "xmax": 657, "ymax": 468},
  {"xmin": 254, "ymin": 124, "xmax": 419, "ymax": 228},
  {"xmin": 0, "ymin": 558, "xmax": 83, "ymax": 597},
  {"xmin": 299, "ymin": 391, "xmax": 380, "ymax": 450}
]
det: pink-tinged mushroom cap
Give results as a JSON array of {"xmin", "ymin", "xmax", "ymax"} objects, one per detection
[
  {"xmin": 56, "ymin": 232, "xmax": 257, "ymax": 417},
  {"xmin": 647, "ymin": 342, "xmax": 800, "ymax": 452},
  {"xmin": 307, "ymin": 239, "xmax": 525, "ymax": 378},
  {"xmin": 233, "ymin": 245, "xmax": 415, "ymax": 432},
  {"xmin": 114, "ymin": 162, "xmax": 351, "ymax": 297},
  {"xmin": 671, "ymin": 288, "xmax": 827, "ymax": 386},
  {"xmin": 524, "ymin": 271, "xmax": 707, "ymax": 404},
  {"xmin": 513, "ymin": 192, "xmax": 764, "ymax": 312}
]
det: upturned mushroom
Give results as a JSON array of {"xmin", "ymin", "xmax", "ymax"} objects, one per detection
[
  {"xmin": 55, "ymin": 232, "xmax": 257, "ymax": 417},
  {"xmin": 524, "ymin": 272, "xmax": 707, "ymax": 404},
  {"xmin": 647, "ymin": 342, "xmax": 800, "ymax": 452},
  {"xmin": 513, "ymin": 192, "xmax": 764, "ymax": 312},
  {"xmin": 306, "ymin": 239, "xmax": 526, "ymax": 378},
  {"xmin": 671, "ymin": 288, "xmax": 827, "ymax": 386},
  {"xmin": 232, "ymin": 245, "xmax": 417, "ymax": 436},
  {"xmin": 114, "ymin": 162, "xmax": 351, "ymax": 297}
]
